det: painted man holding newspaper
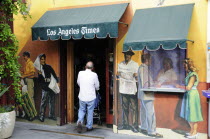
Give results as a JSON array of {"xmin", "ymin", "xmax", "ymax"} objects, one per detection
[{"xmin": 117, "ymin": 49, "xmax": 139, "ymax": 133}]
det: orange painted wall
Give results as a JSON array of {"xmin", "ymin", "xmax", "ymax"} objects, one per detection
[{"xmin": 154, "ymin": 83, "xmax": 208, "ymax": 133}]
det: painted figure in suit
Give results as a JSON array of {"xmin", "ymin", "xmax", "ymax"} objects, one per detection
[{"xmin": 137, "ymin": 53, "xmax": 163, "ymax": 138}]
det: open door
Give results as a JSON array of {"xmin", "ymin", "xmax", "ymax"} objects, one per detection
[
  {"xmin": 106, "ymin": 39, "xmax": 115, "ymax": 125},
  {"xmin": 59, "ymin": 40, "xmax": 68, "ymax": 125},
  {"xmin": 60, "ymin": 40, "xmax": 75, "ymax": 124}
]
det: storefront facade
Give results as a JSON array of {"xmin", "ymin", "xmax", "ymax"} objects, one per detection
[
  {"xmin": 15, "ymin": 0, "xmax": 132, "ymax": 126},
  {"xmin": 14, "ymin": 0, "xmax": 208, "ymax": 138}
]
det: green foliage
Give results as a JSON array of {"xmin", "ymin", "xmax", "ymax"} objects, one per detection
[
  {"xmin": 0, "ymin": 105, "xmax": 14, "ymax": 113},
  {"xmin": 0, "ymin": 0, "xmax": 30, "ymax": 111},
  {"xmin": 0, "ymin": 86, "xmax": 10, "ymax": 97}
]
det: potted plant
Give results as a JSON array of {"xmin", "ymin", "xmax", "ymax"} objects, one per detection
[
  {"xmin": 0, "ymin": 85, "xmax": 16, "ymax": 139},
  {"xmin": 0, "ymin": 0, "xmax": 30, "ymax": 138}
]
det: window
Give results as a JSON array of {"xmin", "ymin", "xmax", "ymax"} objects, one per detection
[{"xmin": 142, "ymin": 48, "xmax": 186, "ymax": 90}]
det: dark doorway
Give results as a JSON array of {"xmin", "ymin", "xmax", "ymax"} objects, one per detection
[
  {"xmin": 59, "ymin": 40, "xmax": 67, "ymax": 125},
  {"xmin": 73, "ymin": 38, "xmax": 114, "ymax": 125}
]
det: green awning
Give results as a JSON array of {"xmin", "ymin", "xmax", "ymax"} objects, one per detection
[
  {"xmin": 32, "ymin": 3, "xmax": 128, "ymax": 41},
  {"xmin": 123, "ymin": 4, "xmax": 194, "ymax": 51}
]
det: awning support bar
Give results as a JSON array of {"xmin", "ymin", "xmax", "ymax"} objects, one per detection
[
  {"xmin": 187, "ymin": 39, "xmax": 194, "ymax": 43},
  {"xmin": 119, "ymin": 21, "xmax": 128, "ymax": 27}
]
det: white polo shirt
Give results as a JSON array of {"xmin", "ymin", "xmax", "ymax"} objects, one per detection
[{"xmin": 77, "ymin": 69, "xmax": 100, "ymax": 101}]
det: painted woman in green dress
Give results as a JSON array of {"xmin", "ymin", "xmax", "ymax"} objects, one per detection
[{"xmin": 177, "ymin": 58, "xmax": 203, "ymax": 138}]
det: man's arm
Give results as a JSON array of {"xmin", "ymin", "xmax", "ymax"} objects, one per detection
[
  {"xmin": 94, "ymin": 74, "xmax": 100, "ymax": 90},
  {"xmin": 133, "ymin": 62, "xmax": 139, "ymax": 79},
  {"xmin": 77, "ymin": 72, "xmax": 80, "ymax": 87},
  {"xmin": 138, "ymin": 66, "xmax": 147, "ymax": 87},
  {"xmin": 117, "ymin": 63, "xmax": 122, "ymax": 77},
  {"xmin": 21, "ymin": 72, "xmax": 35, "ymax": 78},
  {"xmin": 38, "ymin": 71, "xmax": 44, "ymax": 82}
]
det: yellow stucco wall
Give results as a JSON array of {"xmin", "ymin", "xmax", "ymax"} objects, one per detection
[
  {"xmin": 14, "ymin": 0, "xmax": 54, "ymax": 52},
  {"xmin": 14, "ymin": 0, "xmax": 207, "ymax": 81}
]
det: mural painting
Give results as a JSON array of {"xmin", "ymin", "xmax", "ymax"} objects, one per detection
[
  {"xmin": 17, "ymin": 51, "xmax": 60, "ymax": 125},
  {"xmin": 117, "ymin": 48, "xmax": 205, "ymax": 138}
]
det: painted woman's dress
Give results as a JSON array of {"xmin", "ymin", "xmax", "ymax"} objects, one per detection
[{"xmin": 180, "ymin": 72, "xmax": 203, "ymax": 122}]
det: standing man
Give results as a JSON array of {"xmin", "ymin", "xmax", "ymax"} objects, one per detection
[
  {"xmin": 37, "ymin": 54, "xmax": 58, "ymax": 122},
  {"xmin": 21, "ymin": 51, "xmax": 35, "ymax": 107},
  {"xmin": 77, "ymin": 61, "xmax": 100, "ymax": 133},
  {"xmin": 117, "ymin": 49, "xmax": 139, "ymax": 133},
  {"xmin": 137, "ymin": 53, "xmax": 163, "ymax": 138}
]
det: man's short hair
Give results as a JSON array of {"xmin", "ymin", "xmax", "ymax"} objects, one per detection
[
  {"xmin": 23, "ymin": 51, "xmax": 30, "ymax": 57},
  {"xmin": 141, "ymin": 53, "xmax": 151, "ymax": 63},
  {"xmin": 39, "ymin": 53, "xmax": 46, "ymax": 59},
  {"xmin": 86, "ymin": 61, "xmax": 94, "ymax": 69}
]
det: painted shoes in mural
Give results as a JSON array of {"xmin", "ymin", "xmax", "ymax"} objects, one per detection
[
  {"xmin": 77, "ymin": 122, "xmax": 83, "ymax": 133},
  {"xmin": 117, "ymin": 124, "xmax": 130, "ymax": 130},
  {"xmin": 48, "ymin": 116, "xmax": 57, "ymax": 121},
  {"xmin": 39, "ymin": 116, "xmax": 45, "ymax": 122},
  {"xmin": 130, "ymin": 126, "xmax": 139, "ymax": 133},
  {"xmin": 148, "ymin": 133, "xmax": 163, "ymax": 138},
  {"xmin": 185, "ymin": 133, "xmax": 198, "ymax": 138},
  {"xmin": 28, "ymin": 116, "xmax": 35, "ymax": 121},
  {"xmin": 139, "ymin": 129, "xmax": 148, "ymax": 135}
]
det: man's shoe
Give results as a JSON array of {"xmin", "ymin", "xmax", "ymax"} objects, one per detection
[
  {"xmin": 139, "ymin": 129, "xmax": 148, "ymax": 135},
  {"xmin": 148, "ymin": 133, "xmax": 163, "ymax": 138},
  {"xmin": 185, "ymin": 133, "xmax": 198, "ymax": 138},
  {"xmin": 130, "ymin": 126, "xmax": 138, "ymax": 133},
  {"xmin": 77, "ymin": 122, "xmax": 82, "ymax": 133},
  {"xmin": 117, "ymin": 124, "xmax": 130, "ymax": 130},
  {"xmin": 87, "ymin": 127, "xmax": 93, "ymax": 131},
  {"xmin": 39, "ymin": 116, "xmax": 44, "ymax": 122},
  {"xmin": 185, "ymin": 132, "xmax": 190, "ymax": 136},
  {"xmin": 28, "ymin": 117, "xmax": 35, "ymax": 121},
  {"xmin": 48, "ymin": 116, "xmax": 57, "ymax": 121}
]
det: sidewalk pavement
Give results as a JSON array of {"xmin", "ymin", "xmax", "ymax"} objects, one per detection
[{"xmin": 11, "ymin": 122, "xmax": 152, "ymax": 139}]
